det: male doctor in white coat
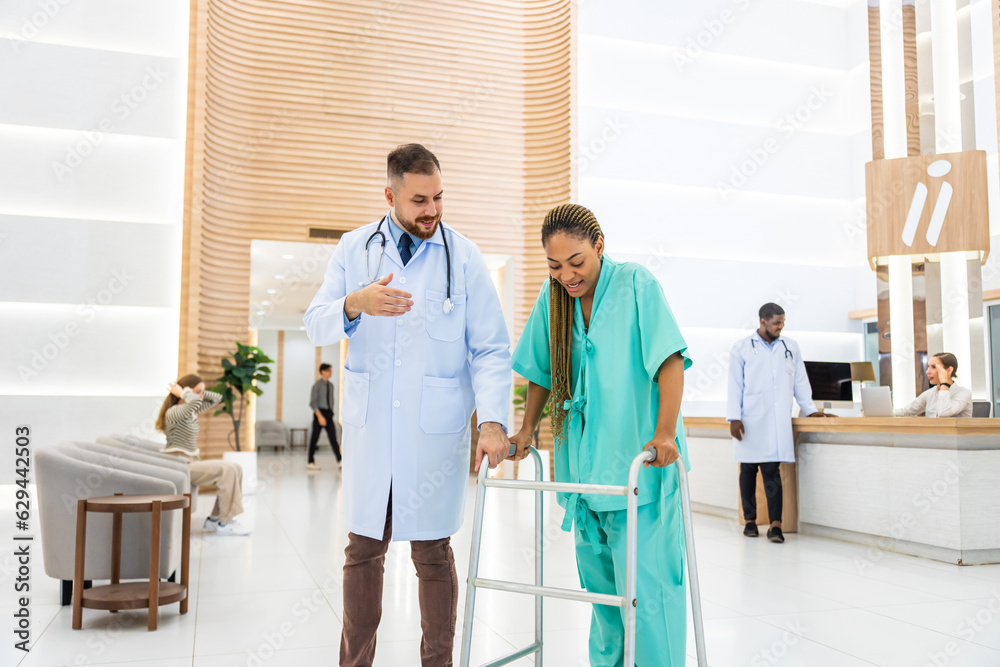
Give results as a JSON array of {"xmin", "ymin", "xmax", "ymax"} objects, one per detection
[
  {"xmin": 304, "ymin": 144, "xmax": 513, "ymax": 666},
  {"xmin": 726, "ymin": 302, "xmax": 834, "ymax": 544}
]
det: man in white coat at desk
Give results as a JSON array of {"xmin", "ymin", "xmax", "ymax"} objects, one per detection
[
  {"xmin": 304, "ymin": 143, "xmax": 512, "ymax": 667},
  {"xmin": 726, "ymin": 302, "xmax": 833, "ymax": 544}
]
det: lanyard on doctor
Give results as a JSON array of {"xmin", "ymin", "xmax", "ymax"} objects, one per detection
[
  {"xmin": 363, "ymin": 215, "xmax": 455, "ymax": 313},
  {"xmin": 751, "ymin": 337, "xmax": 792, "ymax": 360}
]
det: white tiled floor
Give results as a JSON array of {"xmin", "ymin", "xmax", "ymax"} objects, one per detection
[{"xmin": 5, "ymin": 450, "xmax": 1000, "ymax": 666}]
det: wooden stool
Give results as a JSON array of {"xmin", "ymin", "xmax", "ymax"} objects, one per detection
[
  {"xmin": 73, "ymin": 493, "xmax": 191, "ymax": 631},
  {"xmin": 290, "ymin": 427, "xmax": 308, "ymax": 451}
]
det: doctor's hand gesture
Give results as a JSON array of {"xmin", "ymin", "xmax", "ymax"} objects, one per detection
[
  {"xmin": 730, "ymin": 419, "xmax": 745, "ymax": 441},
  {"xmin": 475, "ymin": 422, "xmax": 512, "ymax": 472},
  {"xmin": 344, "ymin": 273, "xmax": 414, "ymax": 319}
]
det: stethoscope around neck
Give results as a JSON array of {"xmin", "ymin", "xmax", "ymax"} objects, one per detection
[
  {"xmin": 751, "ymin": 336, "xmax": 792, "ymax": 360},
  {"xmin": 363, "ymin": 214, "xmax": 455, "ymax": 313}
]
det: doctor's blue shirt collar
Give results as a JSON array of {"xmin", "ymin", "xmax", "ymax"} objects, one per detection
[
  {"xmin": 385, "ymin": 210, "xmax": 448, "ymax": 251},
  {"xmin": 752, "ymin": 330, "xmax": 777, "ymax": 349},
  {"xmin": 386, "ymin": 210, "xmax": 422, "ymax": 255}
]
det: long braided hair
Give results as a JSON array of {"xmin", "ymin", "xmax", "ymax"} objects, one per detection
[{"xmin": 541, "ymin": 204, "xmax": 604, "ymax": 442}]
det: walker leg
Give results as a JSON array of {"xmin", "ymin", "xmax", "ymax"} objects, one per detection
[
  {"xmin": 531, "ymin": 448, "xmax": 544, "ymax": 666},
  {"xmin": 460, "ymin": 462, "xmax": 490, "ymax": 667},
  {"xmin": 677, "ymin": 462, "xmax": 708, "ymax": 666},
  {"xmin": 624, "ymin": 474, "xmax": 640, "ymax": 666}
]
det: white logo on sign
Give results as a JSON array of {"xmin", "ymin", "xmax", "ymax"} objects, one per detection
[{"xmin": 902, "ymin": 159, "xmax": 953, "ymax": 247}]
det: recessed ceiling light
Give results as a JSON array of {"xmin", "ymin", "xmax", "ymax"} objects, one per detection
[
  {"xmin": 274, "ymin": 275, "xmax": 284, "ymax": 280},
  {"xmin": 298, "ymin": 326, "xmax": 306, "ymax": 330},
  {"xmin": 282, "ymin": 254, "xmax": 295, "ymax": 259},
  {"xmin": 256, "ymin": 310, "xmax": 265, "ymax": 315},
  {"xmin": 266, "ymin": 289, "xmax": 277, "ymax": 294},
  {"xmin": 261, "ymin": 300, "xmax": 270, "ymax": 305}
]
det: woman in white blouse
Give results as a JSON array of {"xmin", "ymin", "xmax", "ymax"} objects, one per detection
[{"xmin": 896, "ymin": 352, "xmax": 973, "ymax": 418}]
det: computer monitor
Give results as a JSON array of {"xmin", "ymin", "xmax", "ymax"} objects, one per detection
[{"xmin": 804, "ymin": 361, "xmax": 854, "ymax": 410}]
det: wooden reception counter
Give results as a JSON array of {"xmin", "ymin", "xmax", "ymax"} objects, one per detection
[{"xmin": 683, "ymin": 416, "xmax": 1000, "ymax": 565}]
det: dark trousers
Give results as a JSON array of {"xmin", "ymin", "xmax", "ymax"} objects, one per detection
[
  {"xmin": 308, "ymin": 408, "xmax": 341, "ymax": 463},
  {"xmin": 740, "ymin": 462, "xmax": 783, "ymax": 524},
  {"xmin": 341, "ymin": 491, "xmax": 458, "ymax": 667}
]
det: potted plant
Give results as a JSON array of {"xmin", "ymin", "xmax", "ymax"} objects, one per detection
[{"xmin": 212, "ymin": 341, "xmax": 274, "ymax": 494}]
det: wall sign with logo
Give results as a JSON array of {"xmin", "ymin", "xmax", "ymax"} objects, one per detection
[{"xmin": 865, "ymin": 150, "xmax": 990, "ymax": 268}]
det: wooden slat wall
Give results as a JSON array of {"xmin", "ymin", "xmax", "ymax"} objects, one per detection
[
  {"xmin": 868, "ymin": 4, "xmax": 885, "ymax": 161},
  {"xmin": 902, "ymin": 3, "xmax": 921, "ymax": 156},
  {"xmin": 180, "ymin": 0, "xmax": 572, "ymax": 458}
]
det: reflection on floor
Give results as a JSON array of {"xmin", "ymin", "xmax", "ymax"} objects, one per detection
[{"xmin": 4, "ymin": 450, "xmax": 1000, "ymax": 666}]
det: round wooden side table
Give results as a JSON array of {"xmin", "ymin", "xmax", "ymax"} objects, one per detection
[{"xmin": 72, "ymin": 492, "xmax": 191, "ymax": 631}]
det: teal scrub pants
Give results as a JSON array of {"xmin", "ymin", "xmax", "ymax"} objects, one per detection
[{"xmin": 573, "ymin": 494, "xmax": 687, "ymax": 666}]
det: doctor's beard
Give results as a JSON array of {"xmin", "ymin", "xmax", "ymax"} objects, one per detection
[{"xmin": 396, "ymin": 211, "xmax": 442, "ymax": 240}]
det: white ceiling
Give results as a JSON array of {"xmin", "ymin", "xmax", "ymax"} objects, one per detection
[{"xmin": 249, "ymin": 240, "xmax": 336, "ymax": 331}]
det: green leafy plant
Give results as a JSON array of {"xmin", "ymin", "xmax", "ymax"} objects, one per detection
[
  {"xmin": 512, "ymin": 384, "xmax": 550, "ymax": 449},
  {"xmin": 211, "ymin": 342, "xmax": 274, "ymax": 451}
]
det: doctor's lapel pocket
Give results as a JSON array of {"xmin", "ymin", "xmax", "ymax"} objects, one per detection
[
  {"xmin": 420, "ymin": 376, "xmax": 467, "ymax": 434},
  {"xmin": 341, "ymin": 368, "xmax": 370, "ymax": 427},
  {"xmin": 425, "ymin": 290, "xmax": 467, "ymax": 342}
]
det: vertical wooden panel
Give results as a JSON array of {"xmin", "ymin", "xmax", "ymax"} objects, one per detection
[
  {"xmin": 869, "ymin": 4, "xmax": 886, "ymax": 161},
  {"xmin": 315, "ymin": 347, "xmax": 322, "ymax": 381},
  {"xmin": 876, "ymin": 264, "xmax": 893, "ymax": 388},
  {"xmin": 912, "ymin": 262, "xmax": 929, "ymax": 396},
  {"xmin": 902, "ymin": 3, "xmax": 921, "ymax": 156},
  {"xmin": 275, "ymin": 330, "xmax": 284, "ymax": 423},
  {"xmin": 181, "ymin": 0, "xmax": 572, "ymax": 458},
  {"xmin": 994, "ymin": 0, "xmax": 1000, "ymax": 163}
]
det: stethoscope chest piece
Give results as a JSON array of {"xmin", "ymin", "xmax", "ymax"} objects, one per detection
[{"xmin": 443, "ymin": 299, "xmax": 454, "ymax": 314}]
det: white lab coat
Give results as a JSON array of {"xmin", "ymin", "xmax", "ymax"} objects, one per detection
[
  {"xmin": 304, "ymin": 218, "xmax": 511, "ymax": 541},
  {"xmin": 726, "ymin": 333, "xmax": 817, "ymax": 463}
]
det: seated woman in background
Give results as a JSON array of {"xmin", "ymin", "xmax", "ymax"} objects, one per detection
[
  {"xmin": 156, "ymin": 374, "xmax": 251, "ymax": 536},
  {"xmin": 895, "ymin": 352, "xmax": 973, "ymax": 418}
]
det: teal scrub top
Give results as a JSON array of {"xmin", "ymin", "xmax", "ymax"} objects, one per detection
[{"xmin": 512, "ymin": 256, "xmax": 693, "ymax": 525}]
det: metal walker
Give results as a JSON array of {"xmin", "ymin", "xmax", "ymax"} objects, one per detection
[{"xmin": 459, "ymin": 446, "xmax": 708, "ymax": 666}]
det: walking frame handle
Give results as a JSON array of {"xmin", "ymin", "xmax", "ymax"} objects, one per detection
[{"xmin": 461, "ymin": 446, "xmax": 708, "ymax": 667}]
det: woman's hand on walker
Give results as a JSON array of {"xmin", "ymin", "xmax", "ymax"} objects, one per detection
[
  {"xmin": 508, "ymin": 430, "xmax": 533, "ymax": 462},
  {"xmin": 643, "ymin": 438, "xmax": 680, "ymax": 468}
]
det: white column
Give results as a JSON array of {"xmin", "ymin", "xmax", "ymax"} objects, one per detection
[
  {"xmin": 889, "ymin": 255, "xmax": 917, "ymax": 407},
  {"xmin": 930, "ymin": 0, "xmax": 972, "ymax": 388},
  {"xmin": 880, "ymin": 0, "xmax": 917, "ymax": 404},
  {"xmin": 940, "ymin": 253, "xmax": 972, "ymax": 385}
]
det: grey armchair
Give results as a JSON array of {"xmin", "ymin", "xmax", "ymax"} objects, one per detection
[
  {"xmin": 101, "ymin": 433, "xmax": 169, "ymax": 454},
  {"xmin": 255, "ymin": 420, "xmax": 290, "ymax": 452},
  {"xmin": 36, "ymin": 443, "xmax": 188, "ymax": 606}
]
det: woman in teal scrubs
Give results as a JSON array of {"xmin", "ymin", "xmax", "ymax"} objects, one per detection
[{"xmin": 509, "ymin": 203, "xmax": 691, "ymax": 666}]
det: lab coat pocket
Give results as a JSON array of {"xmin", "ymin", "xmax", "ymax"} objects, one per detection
[
  {"xmin": 743, "ymin": 393, "xmax": 765, "ymax": 418},
  {"xmin": 425, "ymin": 290, "xmax": 467, "ymax": 342},
  {"xmin": 341, "ymin": 368, "xmax": 370, "ymax": 428},
  {"xmin": 420, "ymin": 376, "xmax": 466, "ymax": 434}
]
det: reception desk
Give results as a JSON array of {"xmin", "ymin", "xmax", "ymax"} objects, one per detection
[{"xmin": 683, "ymin": 417, "xmax": 1000, "ymax": 565}]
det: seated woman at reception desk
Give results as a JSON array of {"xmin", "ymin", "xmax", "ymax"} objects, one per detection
[{"xmin": 895, "ymin": 352, "xmax": 972, "ymax": 418}]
